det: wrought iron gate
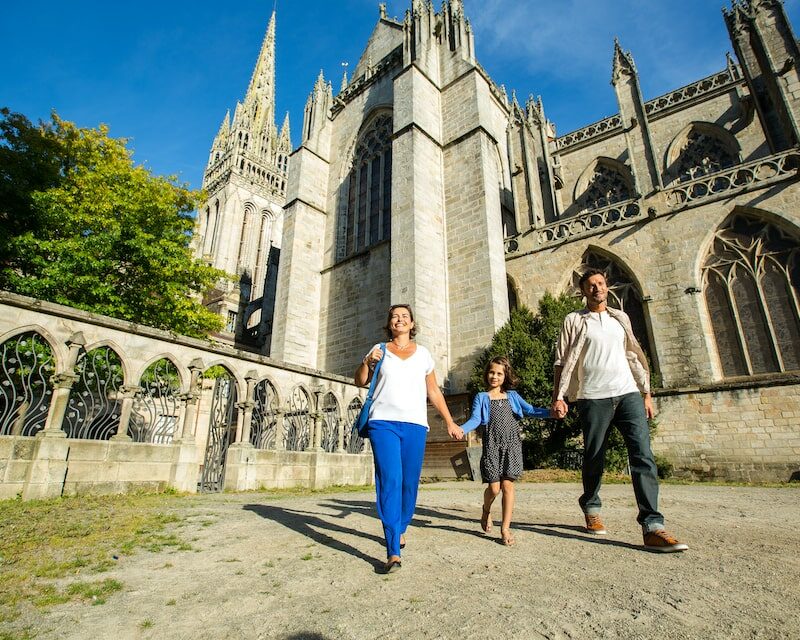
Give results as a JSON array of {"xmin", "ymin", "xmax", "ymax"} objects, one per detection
[{"xmin": 199, "ymin": 375, "xmax": 237, "ymax": 493}]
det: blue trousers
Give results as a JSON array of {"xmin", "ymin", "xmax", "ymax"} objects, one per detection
[
  {"xmin": 576, "ymin": 392, "xmax": 664, "ymax": 532},
  {"xmin": 367, "ymin": 420, "xmax": 428, "ymax": 559}
]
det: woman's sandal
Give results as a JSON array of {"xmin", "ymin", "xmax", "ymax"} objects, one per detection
[
  {"xmin": 481, "ymin": 506, "xmax": 492, "ymax": 533},
  {"xmin": 500, "ymin": 528, "xmax": 515, "ymax": 546},
  {"xmin": 384, "ymin": 557, "xmax": 402, "ymax": 574},
  {"xmin": 400, "ymin": 534, "xmax": 406, "ymax": 549}
]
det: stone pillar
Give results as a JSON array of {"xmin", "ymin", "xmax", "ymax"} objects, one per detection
[
  {"xmin": 336, "ymin": 410, "xmax": 345, "ymax": 453},
  {"xmin": 22, "ymin": 332, "xmax": 85, "ymax": 500},
  {"xmin": 168, "ymin": 358, "xmax": 203, "ymax": 493},
  {"xmin": 311, "ymin": 389, "xmax": 324, "ymax": 451},
  {"xmin": 111, "ymin": 385, "xmax": 141, "ymax": 441},
  {"xmin": 238, "ymin": 371, "xmax": 258, "ymax": 446},
  {"xmin": 177, "ymin": 359, "xmax": 204, "ymax": 441}
]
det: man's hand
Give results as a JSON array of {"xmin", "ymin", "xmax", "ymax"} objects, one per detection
[
  {"xmin": 551, "ymin": 399, "xmax": 568, "ymax": 420},
  {"xmin": 643, "ymin": 393, "xmax": 656, "ymax": 419}
]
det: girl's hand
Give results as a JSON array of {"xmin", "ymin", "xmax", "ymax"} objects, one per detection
[{"xmin": 447, "ymin": 422, "xmax": 464, "ymax": 440}]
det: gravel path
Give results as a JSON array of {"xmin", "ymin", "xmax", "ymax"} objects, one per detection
[{"xmin": 26, "ymin": 482, "xmax": 800, "ymax": 640}]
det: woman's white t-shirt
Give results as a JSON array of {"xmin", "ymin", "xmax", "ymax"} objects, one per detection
[{"xmin": 366, "ymin": 343, "xmax": 435, "ymax": 428}]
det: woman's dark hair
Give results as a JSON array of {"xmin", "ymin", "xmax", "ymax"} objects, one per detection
[
  {"xmin": 578, "ymin": 268, "xmax": 607, "ymax": 291},
  {"xmin": 484, "ymin": 356, "xmax": 519, "ymax": 391},
  {"xmin": 383, "ymin": 304, "xmax": 418, "ymax": 338}
]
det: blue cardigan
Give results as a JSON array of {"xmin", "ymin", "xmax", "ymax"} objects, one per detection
[{"xmin": 461, "ymin": 390, "xmax": 550, "ymax": 434}]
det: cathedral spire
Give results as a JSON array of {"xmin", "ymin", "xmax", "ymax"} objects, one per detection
[
  {"xmin": 279, "ymin": 111, "xmax": 292, "ymax": 151},
  {"xmin": 243, "ymin": 10, "xmax": 277, "ymax": 134}
]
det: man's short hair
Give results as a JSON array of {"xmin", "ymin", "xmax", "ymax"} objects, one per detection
[{"xmin": 578, "ymin": 268, "xmax": 607, "ymax": 290}]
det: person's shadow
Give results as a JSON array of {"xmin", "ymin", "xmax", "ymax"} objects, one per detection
[{"xmin": 242, "ymin": 502, "xmax": 387, "ymax": 572}]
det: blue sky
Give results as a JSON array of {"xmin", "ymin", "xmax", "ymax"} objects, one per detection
[{"xmin": 3, "ymin": 0, "xmax": 799, "ymax": 191}]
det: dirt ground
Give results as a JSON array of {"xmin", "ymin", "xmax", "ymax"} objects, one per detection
[{"xmin": 18, "ymin": 481, "xmax": 800, "ymax": 640}]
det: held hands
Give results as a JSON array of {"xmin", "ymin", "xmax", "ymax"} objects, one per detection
[
  {"xmin": 447, "ymin": 422, "xmax": 465, "ymax": 441},
  {"xmin": 551, "ymin": 399, "xmax": 568, "ymax": 420}
]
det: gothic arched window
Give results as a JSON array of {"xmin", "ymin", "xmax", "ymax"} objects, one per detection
[
  {"xmin": 702, "ymin": 214, "xmax": 800, "ymax": 377},
  {"xmin": 339, "ymin": 114, "xmax": 392, "ymax": 259},
  {"xmin": 673, "ymin": 127, "xmax": 737, "ymax": 183},
  {"xmin": 578, "ymin": 160, "xmax": 634, "ymax": 211},
  {"xmin": 571, "ymin": 252, "xmax": 653, "ymax": 362}
]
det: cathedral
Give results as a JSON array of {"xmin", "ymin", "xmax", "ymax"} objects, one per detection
[{"xmin": 195, "ymin": 0, "xmax": 800, "ymax": 481}]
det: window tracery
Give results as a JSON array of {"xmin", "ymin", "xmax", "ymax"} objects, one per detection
[
  {"xmin": 339, "ymin": 114, "xmax": 392, "ymax": 259},
  {"xmin": 674, "ymin": 129, "xmax": 736, "ymax": 182},
  {"xmin": 582, "ymin": 164, "xmax": 632, "ymax": 211},
  {"xmin": 702, "ymin": 214, "xmax": 800, "ymax": 376}
]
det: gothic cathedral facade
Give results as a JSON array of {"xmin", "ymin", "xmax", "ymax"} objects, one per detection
[{"xmin": 197, "ymin": 1, "xmax": 800, "ymax": 481}]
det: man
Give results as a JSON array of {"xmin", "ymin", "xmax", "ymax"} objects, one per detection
[{"xmin": 551, "ymin": 269, "xmax": 688, "ymax": 552}]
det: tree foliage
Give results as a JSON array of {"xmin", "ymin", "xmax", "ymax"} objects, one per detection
[{"xmin": 0, "ymin": 108, "xmax": 225, "ymax": 337}]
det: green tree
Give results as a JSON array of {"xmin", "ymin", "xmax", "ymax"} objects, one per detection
[{"xmin": 0, "ymin": 109, "xmax": 225, "ymax": 337}]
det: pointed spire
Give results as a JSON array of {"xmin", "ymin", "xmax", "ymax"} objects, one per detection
[
  {"xmin": 214, "ymin": 110, "xmax": 231, "ymax": 143},
  {"xmin": 611, "ymin": 38, "xmax": 637, "ymax": 85},
  {"xmin": 279, "ymin": 112, "xmax": 291, "ymax": 148},
  {"xmin": 244, "ymin": 10, "xmax": 277, "ymax": 131},
  {"xmin": 340, "ymin": 69, "xmax": 349, "ymax": 93}
]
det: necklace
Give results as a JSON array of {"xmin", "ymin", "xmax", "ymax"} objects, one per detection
[{"xmin": 392, "ymin": 339, "xmax": 412, "ymax": 351}]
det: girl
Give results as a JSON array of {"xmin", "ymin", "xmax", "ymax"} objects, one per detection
[{"xmin": 461, "ymin": 356, "xmax": 548, "ymax": 546}]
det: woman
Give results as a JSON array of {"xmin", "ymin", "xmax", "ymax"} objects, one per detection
[{"xmin": 355, "ymin": 304, "xmax": 464, "ymax": 573}]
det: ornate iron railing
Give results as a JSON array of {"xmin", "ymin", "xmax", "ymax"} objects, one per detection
[
  {"xmin": 283, "ymin": 387, "xmax": 312, "ymax": 451},
  {"xmin": 0, "ymin": 332, "xmax": 54, "ymax": 437},
  {"xmin": 64, "ymin": 347, "xmax": 124, "ymax": 440},
  {"xmin": 320, "ymin": 392, "xmax": 340, "ymax": 453},
  {"xmin": 530, "ymin": 199, "xmax": 643, "ymax": 248},
  {"xmin": 665, "ymin": 149, "xmax": 800, "ymax": 210},
  {"xmin": 251, "ymin": 379, "xmax": 279, "ymax": 449},
  {"xmin": 130, "ymin": 358, "xmax": 181, "ymax": 444},
  {"xmin": 344, "ymin": 397, "xmax": 365, "ymax": 454},
  {"xmin": 199, "ymin": 374, "xmax": 237, "ymax": 493}
]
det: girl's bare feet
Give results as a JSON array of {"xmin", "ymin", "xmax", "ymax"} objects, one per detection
[
  {"xmin": 481, "ymin": 506, "xmax": 492, "ymax": 533},
  {"xmin": 501, "ymin": 528, "xmax": 515, "ymax": 546}
]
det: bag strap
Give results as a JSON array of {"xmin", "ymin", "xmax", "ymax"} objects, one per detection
[{"xmin": 365, "ymin": 343, "xmax": 386, "ymax": 402}]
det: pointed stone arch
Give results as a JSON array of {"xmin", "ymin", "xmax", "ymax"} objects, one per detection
[
  {"xmin": 251, "ymin": 376, "xmax": 280, "ymax": 449},
  {"xmin": 283, "ymin": 384, "xmax": 313, "ymax": 451},
  {"xmin": 665, "ymin": 121, "xmax": 740, "ymax": 184},
  {"xmin": 64, "ymin": 343, "xmax": 126, "ymax": 440},
  {"xmin": 0, "ymin": 330, "xmax": 57, "ymax": 437},
  {"xmin": 337, "ymin": 109, "xmax": 393, "ymax": 260},
  {"xmin": 573, "ymin": 157, "xmax": 635, "ymax": 211},
  {"xmin": 130, "ymin": 357, "xmax": 183, "ymax": 443},
  {"xmin": 701, "ymin": 210, "xmax": 800, "ymax": 377}
]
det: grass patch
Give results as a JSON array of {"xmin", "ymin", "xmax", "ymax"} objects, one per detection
[{"xmin": 0, "ymin": 492, "xmax": 190, "ymax": 626}]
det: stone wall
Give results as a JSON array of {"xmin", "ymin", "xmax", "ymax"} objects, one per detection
[
  {"xmin": 0, "ymin": 292, "xmax": 373, "ymax": 500},
  {"xmin": 654, "ymin": 381, "xmax": 800, "ymax": 482}
]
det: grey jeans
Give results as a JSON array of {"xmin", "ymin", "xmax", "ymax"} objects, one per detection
[{"xmin": 576, "ymin": 392, "xmax": 665, "ymax": 532}]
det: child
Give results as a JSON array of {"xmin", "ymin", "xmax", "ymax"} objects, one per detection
[{"xmin": 461, "ymin": 356, "xmax": 549, "ymax": 546}]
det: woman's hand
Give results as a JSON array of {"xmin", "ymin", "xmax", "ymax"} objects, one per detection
[
  {"xmin": 447, "ymin": 422, "xmax": 465, "ymax": 441},
  {"xmin": 363, "ymin": 348, "xmax": 382, "ymax": 370}
]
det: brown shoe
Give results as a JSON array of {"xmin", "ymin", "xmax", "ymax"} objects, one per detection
[
  {"xmin": 584, "ymin": 514, "xmax": 607, "ymax": 535},
  {"xmin": 643, "ymin": 530, "xmax": 688, "ymax": 553}
]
